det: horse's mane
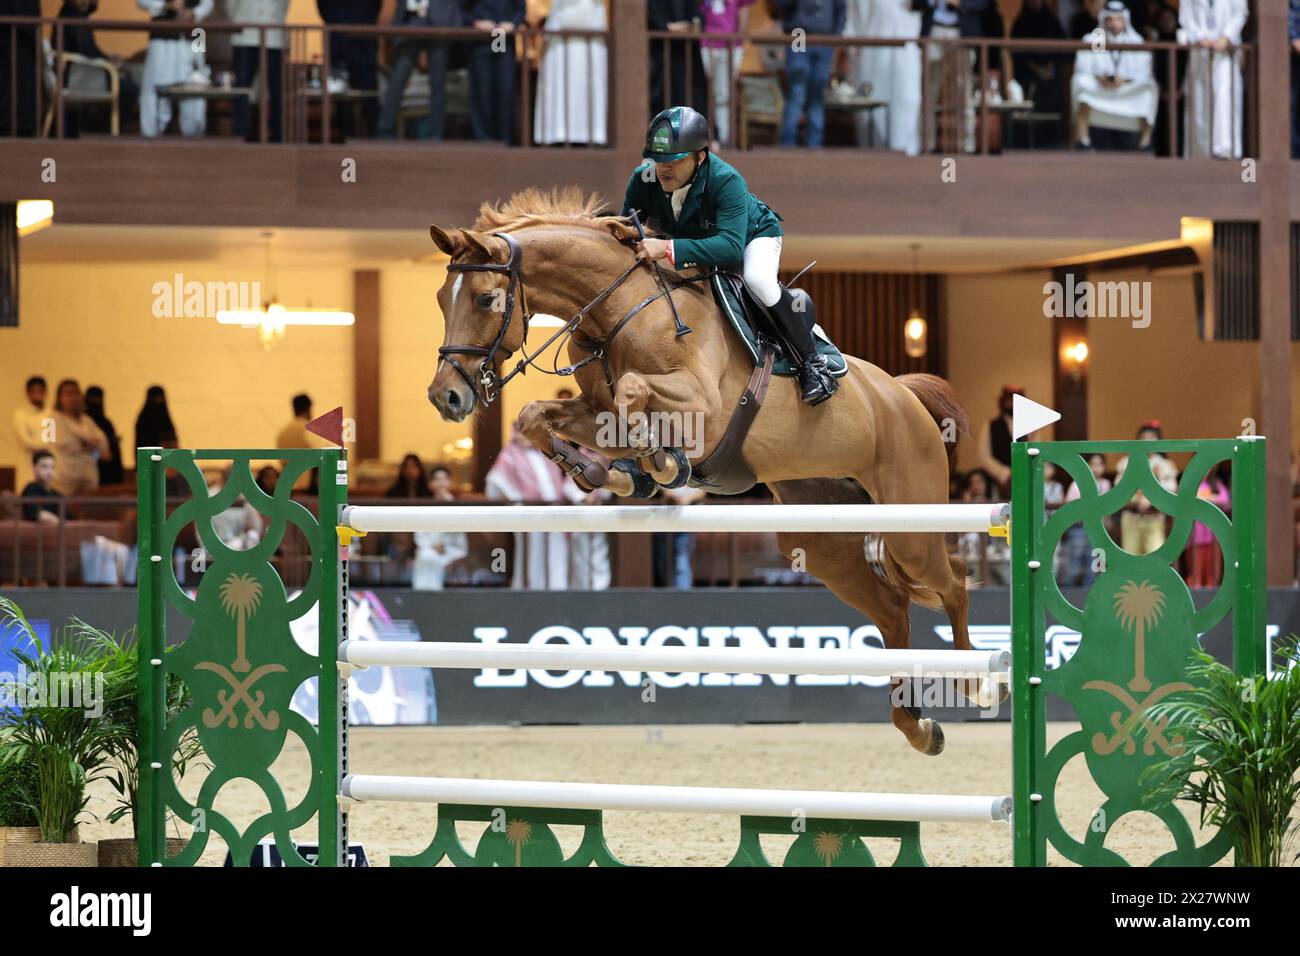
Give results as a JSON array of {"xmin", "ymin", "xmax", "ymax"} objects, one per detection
[{"xmin": 473, "ymin": 187, "xmax": 616, "ymax": 234}]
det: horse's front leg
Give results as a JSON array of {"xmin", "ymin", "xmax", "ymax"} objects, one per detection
[
  {"xmin": 611, "ymin": 371, "xmax": 714, "ymax": 489},
  {"xmin": 515, "ymin": 395, "xmax": 641, "ymax": 497}
]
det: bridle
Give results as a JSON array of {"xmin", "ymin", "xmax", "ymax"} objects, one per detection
[{"xmin": 438, "ymin": 229, "xmax": 709, "ymax": 408}]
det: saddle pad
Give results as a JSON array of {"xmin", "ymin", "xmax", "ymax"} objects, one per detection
[{"xmin": 710, "ymin": 273, "xmax": 848, "ymax": 378}]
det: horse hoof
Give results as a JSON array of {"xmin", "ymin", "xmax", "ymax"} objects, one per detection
[{"xmin": 920, "ymin": 723, "xmax": 951, "ymax": 759}]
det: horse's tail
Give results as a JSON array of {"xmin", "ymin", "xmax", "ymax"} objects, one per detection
[
  {"xmin": 895, "ymin": 373, "xmax": 970, "ymax": 472},
  {"xmin": 873, "ymin": 373, "xmax": 975, "ymax": 609}
]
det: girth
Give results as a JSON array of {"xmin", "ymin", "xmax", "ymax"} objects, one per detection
[{"xmin": 688, "ymin": 342, "xmax": 776, "ymax": 495}]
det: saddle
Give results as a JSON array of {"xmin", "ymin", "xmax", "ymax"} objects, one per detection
[{"xmin": 709, "ymin": 272, "xmax": 849, "ymax": 378}]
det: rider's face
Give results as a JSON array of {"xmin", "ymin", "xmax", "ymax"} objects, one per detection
[{"xmin": 655, "ymin": 153, "xmax": 700, "ymax": 193}]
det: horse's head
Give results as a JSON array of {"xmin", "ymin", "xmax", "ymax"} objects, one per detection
[{"xmin": 427, "ymin": 225, "xmax": 527, "ymax": 422}]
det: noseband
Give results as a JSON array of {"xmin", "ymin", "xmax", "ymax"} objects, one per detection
[{"xmin": 437, "ymin": 229, "xmax": 709, "ymax": 408}]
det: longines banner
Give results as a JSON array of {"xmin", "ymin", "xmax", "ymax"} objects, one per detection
[{"xmin": 7, "ymin": 588, "xmax": 1296, "ymax": 727}]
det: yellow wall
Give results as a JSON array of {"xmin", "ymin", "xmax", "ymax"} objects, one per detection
[
  {"xmin": 5, "ymin": 261, "xmax": 353, "ymax": 471},
  {"xmin": 949, "ymin": 269, "xmax": 1300, "ymax": 472},
  {"xmin": 946, "ymin": 273, "xmax": 1056, "ymax": 472}
]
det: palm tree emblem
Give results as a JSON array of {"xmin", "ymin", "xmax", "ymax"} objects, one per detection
[
  {"xmin": 506, "ymin": 819, "xmax": 533, "ymax": 867},
  {"xmin": 1113, "ymin": 580, "xmax": 1165, "ymax": 693},
  {"xmin": 220, "ymin": 572, "xmax": 263, "ymax": 673},
  {"xmin": 813, "ymin": 832, "xmax": 844, "ymax": 867}
]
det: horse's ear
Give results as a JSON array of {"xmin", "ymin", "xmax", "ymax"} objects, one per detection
[
  {"xmin": 429, "ymin": 224, "xmax": 460, "ymax": 257},
  {"xmin": 605, "ymin": 218, "xmax": 640, "ymax": 245},
  {"xmin": 429, "ymin": 226, "xmax": 496, "ymax": 263},
  {"xmin": 461, "ymin": 230, "xmax": 496, "ymax": 262}
]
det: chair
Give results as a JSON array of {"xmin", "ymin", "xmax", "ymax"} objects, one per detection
[
  {"xmin": 42, "ymin": 39, "xmax": 121, "ymax": 136},
  {"xmin": 737, "ymin": 73, "xmax": 783, "ymax": 150}
]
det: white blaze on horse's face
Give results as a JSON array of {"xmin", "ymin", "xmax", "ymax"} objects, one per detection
[{"xmin": 428, "ymin": 246, "xmax": 519, "ymax": 424}]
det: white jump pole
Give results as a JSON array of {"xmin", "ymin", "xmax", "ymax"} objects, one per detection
[
  {"xmin": 339, "ymin": 640, "xmax": 1011, "ymax": 678},
  {"xmin": 341, "ymin": 775, "xmax": 1013, "ymax": 825},
  {"xmin": 339, "ymin": 503, "xmax": 1010, "ymax": 536}
]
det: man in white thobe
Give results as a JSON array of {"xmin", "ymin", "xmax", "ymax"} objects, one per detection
[
  {"xmin": 138, "ymin": 0, "xmax": 213, "ymax": 137},
  {"xmin": 534, "ymin": 0, "xmax": 608, "ymax": 145},
  {"xmin": 1180, "ymin": 0, "xmax": 1246, "ymax": 159},
  {"xmin": 1071, "ymin": 0, "xmax": 1157, "ymax": 150},
  {"xmin": 12, "ymin": 376, "xmax": 49, "ymax": 491},
  {"xmin": 846, "ymin": 0, "xmax": 922, "ymax": 155}
]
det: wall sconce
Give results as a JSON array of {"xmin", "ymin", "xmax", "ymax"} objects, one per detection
[
  {"xmin": 1063, "ymin": 338, "xmax": 1089, "ymax": 379},
  {"xmin": 904, "ymin": 312, "xmax": 927, "ymax": 358}
]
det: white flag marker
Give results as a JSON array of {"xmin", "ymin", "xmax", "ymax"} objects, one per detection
[{"xmin": 1012, "ymin": 394, "xmax": 1061, "ymax": 440}]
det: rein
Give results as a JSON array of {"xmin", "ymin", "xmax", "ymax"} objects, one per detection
[{"xmin": 439, "ymin": 230, "xmax": 709, "ymax": 407}]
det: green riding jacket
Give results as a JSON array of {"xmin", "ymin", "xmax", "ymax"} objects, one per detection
[{"xmin": 620, "ymin": 154, "xmax": 783, "ymax": 271}]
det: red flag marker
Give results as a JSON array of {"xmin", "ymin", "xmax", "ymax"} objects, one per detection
[{"xmin": 306, "ymin": 406, "xmax": 345, "ymax": 447}]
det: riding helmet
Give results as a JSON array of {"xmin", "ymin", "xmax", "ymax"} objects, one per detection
[{"xmin": 643, "ymin": 106, "xmax": 711, "ymax": 162}]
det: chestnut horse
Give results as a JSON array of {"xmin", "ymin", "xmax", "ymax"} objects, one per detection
[{"xmin": 427, "ymin": 189, "xmax": 1003, "ymax": 754}]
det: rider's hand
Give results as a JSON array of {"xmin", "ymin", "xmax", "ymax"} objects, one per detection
[{"xmin": 635, "ymin": 237, "xmax": 671, "ymax": 262}]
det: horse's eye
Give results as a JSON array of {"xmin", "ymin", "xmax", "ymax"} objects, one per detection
[{"xmin": 476, "ymin": 292, "xmax": 498, "ymax": 310}]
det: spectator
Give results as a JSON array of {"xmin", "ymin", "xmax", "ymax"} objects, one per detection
[
  {"xmin": 697, "ymin": 0, "xmax": 752, "ymax": 148},
  {"xmin": 976, "ymin": 384, "xmax": 1021, "ymax": 497},
  {"xmin": 229, "ymin": 0, "xmax": 289, "ymax": 142},
  {"xmin": 653, "ymin": 483, "xmax": 705, "ymax": 588},
  {"xmin": 135, "ymin": 384, "xmax": 178, "ymax": 450},
  {"xmin": 377, "ymin": 0, "xmax": 460, "ymax": 141},
  {"xmin": 1187, "ymin": 464, "xmax": 1230, "ymax": 587},
  {"xmin": 49, "ymin": 379, "xmax": 109, "ymax": 497},
  {"xmin": 207, "ymin": 465, "xmax": 263, "ymax": 549},
  {"xmin": 1181, "ymin": 0, "xmax": 1246, "ymax": 160},
  {"xmin": 21, "ymin": 451, "xmax": 63, "ymax": 525},
  {"xmin": 485, "ymin": 425, "xmax": 584, "ymax": 589},
  {"xmin": 1148, "ymin": 1, "xmax": 1180, "ymax": 156},
  {"xmin": 1011, "ymin": 0, "xmax": 1067, "ymax": 133},
  {"xmin": 255, "ymin": 464, "xmax": 280, "ymax": 496},
  {"xmin": 1071, "ymin": 0, "xmax": 1156, "ymax": 151},
  {"xmin": 52, "ymin": 0, "xmax": 134, "ymax": 137},
  {"xmin": 387, "ymin": 453, "xmax": 435, "ymax": 498},
  {"xmin": 1291, "ymin": 0, "xmax": 1300, "ymax": 159},
  {"xmin": 317, "ymin": 0, "xmax": 382, "ymax": 137},
  {"xmin": 83, "ymin": 386, "xmax": 124, "ymax": 486},
  {"xmin": 648, "ymin": 0, "xmax": 709, "ymax": 118},
  {"xmin": 138, "ymin": 0, "xmax": 214, "ymax": 138},
  {"xmin": 775, "ymin": 0, "xmax": 845, "ymax": 148},
  {"xmin": 0, "ymin": 0, "xmax": 40, "ymax": 136},
  {"xmin": 914, "ymin": 0, "xmax": 1000, "ymax": 152},
  {"xmin": 1068, "ymin": 0, "xmax": 1100, "ymax": 36},
  {"xmin": 1043, "ymin": 460, "xmax": 1065, "ymax": 508},
  {"xmin": 1059, "ymin": 453, "xmax": 1112, "ymax": 587},
  {"xmin": 1115, "ymin": 420, "xmax": 1178, "ymax": 555},
  {"xmin": 413, "ymin": 463, "xmax": 468, "ymax": 589},
  {"xmin": 534, "ymin": 0, "xmax": 608, "ymax": 145},
  {"xmin": 847, "ymin": 0, "xmax": 922, "ymax": 155},
  {"xmin": 465, "ymin": 0, "xmax": 525, "ymax": 143},
  {"xmin": 957, "ymin": 468, "xmax": 1008, "ymax": 583},
  {"xmin": 277, "ymin": 392, "xmax": 330, "ymax": 491},
  {"xmin": 12, "ymin": 375, "xmax": 48, "ymax": 491}
]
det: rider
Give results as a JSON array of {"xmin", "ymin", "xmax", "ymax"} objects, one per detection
[{"xmin": 622, "ymin": 106, "xmax": 838, "ymax": 406}]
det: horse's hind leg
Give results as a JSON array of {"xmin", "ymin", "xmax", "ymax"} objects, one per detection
[
  {"xmin": 772, "ymin": 479, "xmax": 946, "ymax": 756},
  {"xmin": 880, "ymin": 534, "xmax": 1008, "ymax": 709}
]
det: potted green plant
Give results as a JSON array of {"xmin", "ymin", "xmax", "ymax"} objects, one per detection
[
  {"xmin": 0, "ymin": 596, "xmax": 127, "ymax": 866},
  {"xmin": 0, "ymin": 751, "xmax": 41, "ymax": 865},
  {"xmin": 93, "ymin": 628, "xmax": 199, "ymax": 867},
  {"xmin": 1146, "ymin": 636, "xmax": 1300, "ymax": 867}
]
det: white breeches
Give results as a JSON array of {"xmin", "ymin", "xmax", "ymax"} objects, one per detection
[{"xmin": 742, "ymin": 235, "xmax": 783, "ymax": 307}]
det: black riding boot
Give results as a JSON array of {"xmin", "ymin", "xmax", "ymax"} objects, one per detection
[{"xmin": 767, "ymin": 287, "xmax": 838, "ymax": 406}]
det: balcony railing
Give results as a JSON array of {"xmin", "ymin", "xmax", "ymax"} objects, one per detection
[{"xmin": 1, "ymin": 16, "xmax": 1254, "ymax": 158}]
